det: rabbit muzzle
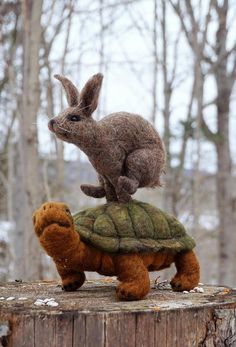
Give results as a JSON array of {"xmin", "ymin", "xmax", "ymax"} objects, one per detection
[
  {"xmin": 48, "ymin": 118, "xmax": 56, "ymax": 132},
  {"xmin": 48, "ymin": 118, "xmax": 72, "ymax": 139}
]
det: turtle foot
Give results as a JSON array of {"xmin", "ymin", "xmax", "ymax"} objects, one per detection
[
  {"xmin": 62, "ymin": 272, "xmax": 86, "ymax": 291},
  {"xmin": 171, "ymin": 250, "xmax": 200, "ymax": 292},
  {"xmin": 116, "ymin": 282, "xmax": 147, "ymax": 301},
  {"xmin": 170, "ymin": 273, "xmax": 199, "ymax": 292},
  {"xmin": 115, "ymin": 254, "xmax": 150, "ymax": 300}
]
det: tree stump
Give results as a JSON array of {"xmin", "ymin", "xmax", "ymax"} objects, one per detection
[{"xmin": 0, "ymin": 280, "xmax": 235, "ymax": 347}]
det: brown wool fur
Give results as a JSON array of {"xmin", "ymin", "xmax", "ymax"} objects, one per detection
[
  {"xmin": 48, "ymin": 74, "xmax": 166, "ymax": 203},
  {"xmin": 33, "ymin": 202, "xmax": 200, "ymax": 301}
]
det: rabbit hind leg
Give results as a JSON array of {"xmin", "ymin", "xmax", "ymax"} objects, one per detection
[
  {"xmin": 116, "ymin": 150, "xmax": 148, "ymax": 202},
  {"xmin": 125, "ymin": 148, "xmax": 164, "ymax": 188},
  {"xmin": 116, "ymin": 149, "xmax": 156, "ymax": 202},
  {"xmin": 116, "ymin": 176, "xmax": 139, "ymax": 202},
  {"xmin": 116, "ymin": 147, "xmax": 164, "ymax": 202}
]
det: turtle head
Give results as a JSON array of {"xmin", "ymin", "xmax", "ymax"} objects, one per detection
[{"xmin": 33, "ymin": 202, "xmax": 74, "ymax": 237}]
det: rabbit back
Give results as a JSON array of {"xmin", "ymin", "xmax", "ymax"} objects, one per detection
[{"xmin": 99, "ymin": 112, "xmax": 164, "ymax": 152}]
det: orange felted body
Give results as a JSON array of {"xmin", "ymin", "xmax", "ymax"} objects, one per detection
[{"xmin": 33, "ymin": 202, "xmax": 200, "ymax": 301}]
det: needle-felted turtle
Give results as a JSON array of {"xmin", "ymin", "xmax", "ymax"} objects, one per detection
[{"xmin": 33, "ymin": 200, "xmax": 200, "ymax": 301}]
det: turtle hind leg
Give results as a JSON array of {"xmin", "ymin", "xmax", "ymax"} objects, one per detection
[
  {"xmin": 170, "ymin": 250, "xmax": 200, "ymax": 291},
  {"xmin": 114, "ymin": 254, "xmax": 150, "ymax": 301}
]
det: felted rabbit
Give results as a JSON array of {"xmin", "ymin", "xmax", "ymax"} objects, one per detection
[{"xmin": 48, "ymin": 73, "xmax": 166, "ymax": 203}]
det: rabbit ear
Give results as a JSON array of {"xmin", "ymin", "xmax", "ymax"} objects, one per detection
[
  {"xmin": 78, "ymin": 73, "xmax": 103, "ymax": 116},
  {"xmin": 54, "ymin": 74, "xmax": 79, "ymax": 107}
]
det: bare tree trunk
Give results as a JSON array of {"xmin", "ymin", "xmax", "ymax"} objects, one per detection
[
  {"xmin": 55, "ymin": 1, "xmax": 73, "ymax": 201},
  {"xmin": 160, "ymin": 1, "xmax": 185, "ymax": 216},
  {"xmin": 161, "ymin": 0, "xmax": 173, "ymax": 213},
  {"xmin": 169, "ymin": 0, "xmax": 236, "ymax": 286},
  {"xmin": 7, "ymin": 134, "xmax": 14, "ymax": 222},
  {"xmin": 216, "ymin": 133, "xmax": 234, "ymax": 285},
  {"xmin": 192, "ymin": 59, "xmax": 203, "ymax": 234},
  {"xmin": 16, "ymin": 0, "xmax": 43, "ymax": 280},
  {"xmin": 97, "ymin": 0, "xmax": 106, "ymax": 119},
  {"xmin": 215, "ymin": 6, "xmax": 234, "ymax": 284},
  {"xmin": 151, "ymin": 0, "xmax": 158, "ymax": 125}
]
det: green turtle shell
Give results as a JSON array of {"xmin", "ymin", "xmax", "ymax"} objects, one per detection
[{"xmin": 73, "ymin": 200, "xmax": 195, "ymax": 254}]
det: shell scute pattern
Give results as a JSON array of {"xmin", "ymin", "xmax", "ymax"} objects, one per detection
[
  {"xmin": 73, "ymin": 200, "xmax": 195, "ymax": 254},
  {"xmin": 93, "ymin": 213, "xmax": 117, "ymax": 237},
  {"xmin": 127, "ymin": 203, "xmax": 154, "ymax": 239},
  {"xmin": 106, "ymin": 204, "xmax": 134, "ymax": 237},
  {"xmin": 139, "ymin": 202, "xmax": 171, "ymax": 239}
]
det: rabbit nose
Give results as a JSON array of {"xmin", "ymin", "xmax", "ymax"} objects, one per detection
[{"xmin": 48, "ymin": 119, "xmax": 55, "ymax": 131}]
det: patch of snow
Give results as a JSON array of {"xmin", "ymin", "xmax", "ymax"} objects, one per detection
[
  {"xmin": 33, "ymin": 298, "xmax": 58, "ymax": 307},
  {"xmin": 43, "ymin": 298, "xmax": 55, "ymax": 303},
  {"xmin": 34, "ymin": 300, "xmax": 45, "ymax": 306},
  {"xmin": 47, "ymin": 301, "xmax": 58, "ymax": 307},
  {"xmin": 6, "ymin": 297, "xmax": 15, "ymax": 301},
  {"xmin": 178, "ymin": 287, "xmax": 205, "ymax": 294},
  {"xmin": 194, "ymin": 286, "xmax": 204, "ymax": 293},
  {"xmin": 0, "ymin": 221, "xmax": 15, "ymax": 243}
]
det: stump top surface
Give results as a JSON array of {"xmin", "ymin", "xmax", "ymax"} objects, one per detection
[{"xmin": 0, "ymin": 280, "xmax": 235, "ymax": 316}]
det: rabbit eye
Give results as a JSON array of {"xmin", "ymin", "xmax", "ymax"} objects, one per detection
[{"xmin": 67, "ymin": 115, "xmax": 81, "ymax": 122}]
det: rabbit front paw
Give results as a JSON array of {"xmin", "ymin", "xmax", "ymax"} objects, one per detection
[
  {"xmin": 80, "ymin": 184, "xmax": 106, "ymax": 198},
  {"xmin": 116, "ymin": 176, "xmax": 138, "ymax": 202}
]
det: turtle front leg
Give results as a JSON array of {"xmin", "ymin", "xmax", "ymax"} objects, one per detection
[
  {"xmin": 170, "ymin": 250, "xmax": 200, "ymax": 291},
  {"xmin": 114, "ymin": 254, "xmax": 150, "ymax": 301},
  {"xmin": 33, "ymin": 202, "xmax": 87, "ymax": 292}
]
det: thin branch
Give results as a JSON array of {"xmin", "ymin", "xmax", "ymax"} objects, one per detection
[{"xmin": 169, "ymin": 0, "xmax": 194, "ymax": 47}]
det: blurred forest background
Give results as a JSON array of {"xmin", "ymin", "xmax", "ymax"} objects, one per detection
[{"xmin": 0, "ymin": 0, "xmax": 236, "ymax": 286}]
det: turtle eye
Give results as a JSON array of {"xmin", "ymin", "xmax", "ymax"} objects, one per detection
[
  {"xmin": 65, "ymin": 208, "xmax": 71, "ymax": 215},
  {"xmin": 67, "ymin": 114, "xmax": 81, "ymax": 122}
]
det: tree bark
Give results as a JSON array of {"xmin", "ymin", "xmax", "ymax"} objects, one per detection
[
  {"xmin": 151, "ymin": 0, "xmax": 158, "ymax": 125},
  {"xmin": 161, "ymin": 0, "xmax": 174, "ymax": 214},
  {"xmin": 16, "ymin": 0, "xmax": 43, "ymax": 280},
  {"xmin": 0, "ymin": 281, "xmax": 235, "ymax": 347},
  {"xmin": 169, "ymin": 0, "xmax": 236, "ymax": 286},
  {"xmin": 213, "ymin": 2, "xmax": 235, "ymax": 286}
]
